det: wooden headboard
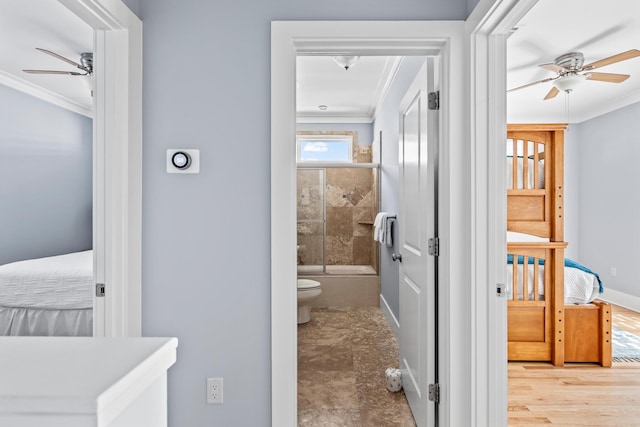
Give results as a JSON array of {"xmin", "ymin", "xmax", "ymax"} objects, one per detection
[{"xmin": 506, "ymin": 123, "xmax": 568, "ymax": 240}]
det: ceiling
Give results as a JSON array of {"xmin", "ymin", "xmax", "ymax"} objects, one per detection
[
  {"xmin": 507, "ymin": 0, "xmax": 640, "ymax": 124},
  {"xmin": 296, "ymin": 0, "xmax": 640, "ymax": 125},
  {"xmin": 0, "ymin": 0, "xmax": 93, "ymax": 116},
  {"xmin": 1, "ymin": 1, "xmax": 638, "ymax": 125},
  {"xmin": 296, "ymin": 56, "xmax": 401, "ymax": 123}
]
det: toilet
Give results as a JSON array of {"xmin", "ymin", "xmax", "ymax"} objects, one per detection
[{"xmin": 297, "ymin": 279, "xmax": 322, "ymax": 324}]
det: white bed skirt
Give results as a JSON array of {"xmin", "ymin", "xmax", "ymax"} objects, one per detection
[{"xmin": 0, "ymin": 306, "xmax": 92, "ymax": 336}]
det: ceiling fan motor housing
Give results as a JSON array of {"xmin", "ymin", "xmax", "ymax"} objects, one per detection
[
  {"xmin": 80, "ymin": 52, "xmax": 93, "ymax": 74},
  {"xmin": 554, "ymin": 52, "xmax": 584, "ymax": 71}
]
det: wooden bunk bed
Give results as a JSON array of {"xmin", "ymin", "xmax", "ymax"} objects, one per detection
[{"xmin": 506, "ymin": 123, "xmax": 611, "ymax": 367}]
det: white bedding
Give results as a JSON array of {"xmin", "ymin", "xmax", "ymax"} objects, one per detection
[
  {"xmin": 507, "ymin": 157, "xmax": 544, "ymax": 189},
  {"xmin": 506, "ymin": 263, "xmax": 600, "ymax": 305},
  {"xmin": 0, "ymin": 250, "xmax": 93, "ymax": 310}
]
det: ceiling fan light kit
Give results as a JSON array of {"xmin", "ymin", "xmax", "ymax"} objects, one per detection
[
  {"xmin": 552, "ymin": 72, "xmax": 587, "ymax": 93},
  {"xmin": 509, "ymin": 48, "xmax": 640, "ymax": 100}
]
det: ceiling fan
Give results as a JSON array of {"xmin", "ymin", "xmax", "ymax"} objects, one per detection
[
  {"xmin": 508, "ymin": 49, "xmax": 640, "ymax": 100},
  {"xmin": 23, "ymin": 48, "xmax": 93, "ymax": 76}
]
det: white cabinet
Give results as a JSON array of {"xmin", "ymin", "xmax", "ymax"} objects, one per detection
[{"xmin": 0, "ymin": 337, "xmax": 178, "ymax": 426}]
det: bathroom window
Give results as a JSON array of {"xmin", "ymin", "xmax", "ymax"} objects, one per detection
[{"xmin": 297, "ymin": 135, "xmax": 353, "ymax": 163}]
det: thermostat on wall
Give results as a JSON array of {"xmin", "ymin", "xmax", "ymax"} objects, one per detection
[{"xmin": 167, "ymin": 149, "xmax": 200, "ymax": 173}]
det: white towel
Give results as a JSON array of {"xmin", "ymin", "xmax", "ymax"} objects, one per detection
[
  {"xmin": 373, "ymin": 212, "xmax": 395, "ymax": 247},
  {"xmin": 382, "ymin": 216, "xmax": 394, "ymax": 247},
  {"xmin": 374, "ymin": 212, "xmax": 385, "ymax": 242}
]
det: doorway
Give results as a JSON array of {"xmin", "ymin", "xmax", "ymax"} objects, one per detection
[
  {"xmin": 60, "ymin": 0, "xmax": 143, "ymax": 337},
  {"xmin": 295, "ymin": 55, "xmax": 421, "ymax": 424},
  {"xmin": 271, "ymin": 21, "xmax": 469, "ymax": 426},
  {"xmin": 0, "ymin": 0, "xmax": 141, "ymax": 337}
]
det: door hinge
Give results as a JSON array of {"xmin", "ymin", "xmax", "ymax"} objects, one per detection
[
  {"xmin": 96, "ymin": 283, "xmax": 105, "ymax": 297},
  {"xmin": 428, "ymin": 91, "xmax": 439, "ymax": 110},
  {"xmin": 428, "ymin": 383, "xmax": 440, "ymax": 403},
  {"xmin": 496, "ymin": 283, "xmax": 505, "ymax": 297},
  {"xmin": 428, "ymin": 237, "xmax": 439, "ymax": 256}
]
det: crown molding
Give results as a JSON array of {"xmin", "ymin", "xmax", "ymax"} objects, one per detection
[
  {"xmin": 296, "ymin": 114, "xmax": 372, "ymax": 124},
  {"xmin": 0, "ymin": 70, "xmax": 92, "ymax": 118},
  {"xmin": 370, "ymin": 56, "xmax": 403, "ymax": 120}
]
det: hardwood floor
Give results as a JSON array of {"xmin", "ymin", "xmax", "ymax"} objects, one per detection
[{"xmin": 509, "ymin": 303, "xmax": 640, "ymax": 426}]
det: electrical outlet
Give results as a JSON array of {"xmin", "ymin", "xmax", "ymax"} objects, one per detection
[
  {"xmin": 610, "ymin": 267, "xmax": 617, "ymax": 277},
  {"xmin": 207, "ymin": 378, "xmax": 223, "ymax": 404}
]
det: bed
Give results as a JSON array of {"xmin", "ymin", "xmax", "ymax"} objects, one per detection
[
  {"xmin": 507, "ymin": 253, "xmax": 601, "ymax": 306},
  {"xmin": 506, "ymin": 124, "xmax": 611, "ymax": 367},
  {"xmin": 0, "ymin": 250, "xmax": 93, "ymax": 336}
]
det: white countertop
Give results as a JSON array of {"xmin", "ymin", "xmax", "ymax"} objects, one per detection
[{"xmin": 0, "ymin": 337, "xmax": 178, "ymax": 424}]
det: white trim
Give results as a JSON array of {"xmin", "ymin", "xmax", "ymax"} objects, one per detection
[
  {"xmin": 60, "ymin": 0, "xmax": 143, "ymax": 337},
  {"xmin": 467, "ymin": 1, "xmax": 539, "ymax": 426},
  {"xmin": 372, "ymin": 56, "xmax": 404, "ymax": 123},
  {"xmin": 272, "ymin": 20, "xmax": 465, "ymax": 427},
  {"xmin": 271, "ymin": 23, "xmax": 298, "ymax": 427},
  {"xmin": 296, "ymin": 115, "xmax": 372, "ymax": 124},
  {"xmin": 297, "ymin": 162, "xmax": 378, "ymax": 169},
  {"xmin": 599, "ymin": 289, "xmax": 640, "ymax": 313},
  {"xmin": 369, "ymin": 56, "xmax": 404, "ymax": 120},
  {"xmin": 380, "ymin": 294, "xmax": 400, "ymax": 340},
  {"xmin": 0, "ymin": 70, "xmax": 93, "ymax": 118}
]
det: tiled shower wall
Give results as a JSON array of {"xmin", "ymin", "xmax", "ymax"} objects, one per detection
[{"xmin": 297, "ymin": 131, "xmax": 378, "ymax": 271}]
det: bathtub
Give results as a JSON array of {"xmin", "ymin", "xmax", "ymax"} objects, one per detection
[{"xmin": 297, "ymin": 265, "xmax": 380, "ymax": 307}]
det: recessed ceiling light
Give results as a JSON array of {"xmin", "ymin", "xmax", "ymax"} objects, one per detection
[{"xmin": 318, "ymin": 105, "xmax": 328, "ymax": 110}]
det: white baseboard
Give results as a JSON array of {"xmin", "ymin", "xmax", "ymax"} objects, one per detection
[
  {"xmin": 380, "ymin": 294, "xmax": 400, "ymax": 340},
  {"xmin": 598, "ymin": 288, "xmax": 640, "ymax": 313}
]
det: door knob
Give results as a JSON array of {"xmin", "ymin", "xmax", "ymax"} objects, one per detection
[{"xmin": 392, "ymin": 253, "xmax": 402, "ymax": 262}]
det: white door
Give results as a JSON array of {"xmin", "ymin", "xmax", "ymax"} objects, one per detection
[{"xmin": 397, "ymin": 58, "xmax": 438, "ymax": 426}]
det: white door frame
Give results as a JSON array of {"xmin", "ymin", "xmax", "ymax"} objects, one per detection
[
  {"xmin": 60, "ymin": 0, "xmax": 143, "ymax": 337},
  {"xmin": 466, "ymin": 0, "xmax": 539, "ymax": 425},
  {"xmin": 271, "ymin": 21, "xmax": 466, "ymax": 426}
]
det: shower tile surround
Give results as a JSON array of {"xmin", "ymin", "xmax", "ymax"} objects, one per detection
[
  {"xmin": 298, "ymin": 307, "xmax": 416, "ymax": 426},
  {"xmin": 297, "ymin": 131, "xmax": 378, "ymax": 270}
]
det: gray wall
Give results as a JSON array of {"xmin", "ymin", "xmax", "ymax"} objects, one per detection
[
  {"xmin": 575, "ymin": 101, "xmax": 640, "ymax": 298},
  {"xmin": 0, "ymin": 84, "xmax": 92, "ymax": 266},
  {"xmin": 564, "ymin": 126, "xmax": 580, "ymax": 260},
  {"xmin": 296, "ymin": 122, "xmax": 373, "ymax": 147},
  {"xmin": 132, "ymin": 0, "xmax": 468, "ymax": 425},
  {"xmin": 372, "ymin": 57, "xmax": 425, "ymax": 320}
]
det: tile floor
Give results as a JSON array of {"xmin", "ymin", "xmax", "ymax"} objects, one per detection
[{"xmin": 297, "ymin": 307, "xmax": 416, "ymax": 427}]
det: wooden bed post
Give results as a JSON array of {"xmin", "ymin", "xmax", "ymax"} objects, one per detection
[
  {"xmin": 551, "ymin": 244, "xmax": 565, "ymax": 366},
  {"xmin": 599, "ymin": 302, "xmax": 612, "ymax": 367},
  {"xmin": 549, "ymin": 125, "xmax": 566, "ymax": 242}
]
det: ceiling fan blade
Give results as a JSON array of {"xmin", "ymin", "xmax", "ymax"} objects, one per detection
[
  {"xmin": 35, "ymin": 48, "xmax": 90, "ymax": 73},
  {"xmin": 507, "ymin": 76, "xmax": 557, "ymax": 92},
  {"xmin": 23, "ymin": 69, "xmax": 86, "ymax": 76},
  {"xmin": 539, "ymin": 63, "xmax": 567, "ymax": 73},
  {"xmin": 583, "ymin": 49, "xmax": 640, "ymax": 71},
  {"xmin": 586, "ymin": 72, "xmax": 630, "ymax": 83},
  {"xmin": 543, "ymin": 86, "xmax": 559, "ymax": 100}
]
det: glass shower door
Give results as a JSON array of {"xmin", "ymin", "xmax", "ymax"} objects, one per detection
[{"xmin": 297, "ymin": 168, "xmax": 325, "ymax": 274}]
